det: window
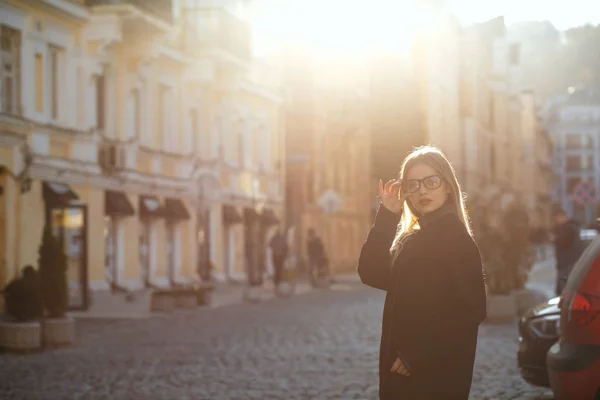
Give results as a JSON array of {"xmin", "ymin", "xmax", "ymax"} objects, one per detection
[
  {"xmin": 566, "ymin": 155, "xmax": 581, "ymax": 172},
  {"xmin": 49, "ymin": 45, "xmax": 62, "ymax": 120},
  {"xmin": 166, "ymin": 222, "xmax": 176, "ymax": 283},
  {"xmin": 104, "ymin": 216, "xmax": 118, "ymax": 284},
  {"xmin": 566, "ymin": 134, "xmax": 581, "ymax": 150},
  {"xmin": 35, "ymin": 53, "xmax": 43, "ymax": 112},
  {"xmin": 159, "ymin": 84, "xmax": 175, "ymax": 151},
  {"xmin": 238, "ymin": 125, "xmax": 245, "ymax": 167},
  {"xmin": 188, "ymin": 108, "xmax": 197, "ymax": 154},
  {"xmin": 96, "ymin": 74, "xmax": 105, "ymax": 129},
  {"xmin": 139, "ymin": 220, "xmax": 151, "ymax": 286},
  {"xmin": 126, "ymin": 88, "xmax": 140, "ymax": 139},
  {"xmin": 0, "ymin": 25, "xmax": 20, "ymax": 115},
  {"xmin": 212, "ymin": 118, "xmax": 223, "ymax": 160}
]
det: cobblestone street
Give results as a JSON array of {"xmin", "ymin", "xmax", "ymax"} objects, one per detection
[{"xmin": 0, "ymin": 283, "xmax": 554, "ymax": 400}]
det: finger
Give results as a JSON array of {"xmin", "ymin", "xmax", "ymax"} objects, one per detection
[
  {"xmin": 378, "ymin": 179, "xmax": 383, "ymax": 197},
  {"xmin": 391, "ymin": 181, "xmax": 401, "ymax": 197},
  {"xmin": 397, "ymin": 365, "xmax": 410, "ymax": 376},
  {"xmin": 384, "ymin": 179, "xmax": 395, "ymax": 193},
  {"xmin": 390, "ymin": 358, "xmax": 401, "ymax": 372}
]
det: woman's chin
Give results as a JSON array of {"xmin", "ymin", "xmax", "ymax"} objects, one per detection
[{"xmin": 419, "ymin": 203, "xmax": 441, "ymax": 215}]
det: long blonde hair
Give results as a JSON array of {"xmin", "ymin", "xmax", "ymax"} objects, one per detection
[{"xmin": 391, "ymin": 146, "xmax": 472, "ymax": 252}]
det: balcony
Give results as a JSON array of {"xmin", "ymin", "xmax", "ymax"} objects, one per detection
[
  {"xmin": 183, "ymin": 7, "xmax": 251, "ymax": 63},
  {"xmin": 86, "ymin": 0, "xmax": 173, "ymax": 30}
]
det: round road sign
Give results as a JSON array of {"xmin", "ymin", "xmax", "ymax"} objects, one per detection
[{"xmin": 574, "ymin": 180, "xmax": 598, "ymax": 206}]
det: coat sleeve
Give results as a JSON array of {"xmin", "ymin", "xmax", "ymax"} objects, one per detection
[
  {"xmin": 357, "ymin": 204, "xmax": 401, "ymax": 291},
  {"xmin": 444, "ymin": 237, "xmax": 487, "ymax": 327}
]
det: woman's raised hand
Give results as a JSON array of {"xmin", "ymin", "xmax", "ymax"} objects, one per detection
[{"xmin": 378, "ymin": 179, "xmax": 405, "ymax": 215}]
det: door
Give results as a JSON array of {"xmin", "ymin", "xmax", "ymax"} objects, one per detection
[
  {"xmin": 49, "ymin": 205, "xmax": 88, "ymax": 310},
  {"xmin": 197, "ymin": 209, "xmax": 211, "ymax": 281}
]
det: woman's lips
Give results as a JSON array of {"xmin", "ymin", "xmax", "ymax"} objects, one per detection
[{"xmin": 419, "ymin": 199, "xmax": 432, "ymax": 206}]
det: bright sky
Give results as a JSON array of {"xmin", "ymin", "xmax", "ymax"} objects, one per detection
[
  {"xmin": 448, "ymin": 0, "xmax": 600, "ymax": 29},
  {"xmin": 246, "ymin": 0, "xmax": 600, "ymax": 56}
]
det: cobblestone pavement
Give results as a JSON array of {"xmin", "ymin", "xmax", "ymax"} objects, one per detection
[{"xmin": 0, "ymin": 283, "xmax": 554, "ymax": 400}]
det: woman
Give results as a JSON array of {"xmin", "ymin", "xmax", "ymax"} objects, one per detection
[{"xmin": 358, "ymin": 146, "xmax": 487, "ymax": 399}]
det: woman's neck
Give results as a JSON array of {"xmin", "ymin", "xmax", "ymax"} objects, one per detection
[{"xmin": 418, "ymin": 202, "xmax": 455, "ymax": 229}]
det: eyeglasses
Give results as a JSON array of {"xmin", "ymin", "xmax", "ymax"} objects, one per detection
[{"xmin": 402, "ymin": 175, "xmax": 443, "ymax": 194}]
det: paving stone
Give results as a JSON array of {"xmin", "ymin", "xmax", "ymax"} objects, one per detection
[{"xmin": 0, "ymin": 284, "xmax": 553, "ymax": 399}]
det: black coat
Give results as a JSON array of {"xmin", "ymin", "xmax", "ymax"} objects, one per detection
[{"xmin": 357, "ymin": 205, "xmax": 487, "ymax": 400}]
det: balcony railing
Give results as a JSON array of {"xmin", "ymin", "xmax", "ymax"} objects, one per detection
[
  {"xmin": 86, "ymin": 0, "xmax": 173, "ymax": 23},
  {"xmin": 183, "ymin": 7, "xmax": 250, "ymax": 60}
]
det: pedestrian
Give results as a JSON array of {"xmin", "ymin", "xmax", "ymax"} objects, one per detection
[
  {"xmin": 551, "ymin": 207, "xmax": 584, "ymax": 296},
  {"xmin": 269, "ymin": 227, "xmax": 288, "ymax": 294},
  {"xmin": 306, "ymin": 228, "xmax": 327, "ymax": 286},
  {"xmin": 357, "ymin": 146, "xmax": 487, "ymax": 400}
]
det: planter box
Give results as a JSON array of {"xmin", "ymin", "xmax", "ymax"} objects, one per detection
[
  {"xmin": 486, "ymin": 293, "xmax": 517, "ymax": 323},
  {"xmin": 196, "ymin": 284, "xmax": 216, "ymax": 307},
  {"xmin": 175, "ymin": 292, "xmax": 197, "ymax": 309},
  {"xmin": 150, "ymin": 291, "xmax": 175, "ymax": 312},
  {"xmin": 0, "ymin": 319, "xmax": 41, "ymax": 352},
  {"xmin": 42, "ymin": 316, "xmax": 75, "ymax": 347}
]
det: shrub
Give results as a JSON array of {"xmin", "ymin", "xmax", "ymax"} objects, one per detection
[
  {"xmin": 38, "ymin": 226, "xmax": 68, "ymax": 318},
  {"xmin": 1, "ymin": 265, "xmax": 43, "ymax": 322}
]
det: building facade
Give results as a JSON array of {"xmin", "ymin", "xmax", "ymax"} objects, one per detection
[
  {"xmin": 282, "ymin": 50, "xmax": 372, "ymax": 273},
  {"xmin": 0, "ymin": 0, "xmax": 285, "ymax": 311},
  {"xmin": 543, "ymin": 87, "xmax": 600, "ymax": 226},
  {"xmin": 520, "ymin": 92, "xmax": 555, "ymax": 230}
]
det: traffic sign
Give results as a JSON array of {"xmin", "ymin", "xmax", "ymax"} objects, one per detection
[
  {"xmin": 318, "ymin": 189, "xmax": 343, "ymax": 214},
  {"xmin": 574, "ymin": 180, "xmax": 598, "ymax": 206}
]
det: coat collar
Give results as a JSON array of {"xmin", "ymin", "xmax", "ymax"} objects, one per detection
[{"xmin": 418, "ymin": 202, "xmax": 456, "ymax": 229}]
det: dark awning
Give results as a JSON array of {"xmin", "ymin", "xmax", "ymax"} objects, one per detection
[
  {"xmin": 164, "ymin": 198, "xmax": 190, "ymax": 221},
  {"xmin": 223, "ymin": 204, "xmax": 243, "ymax": 224},
  {"xmin": 243, "ymin": 207, "xmax": 260, "ymax": 222},
  {"xmin": 105, "ymin": 190, "xmax": 135, "ymax": 217},
  {"xmin": 261, "ymin": 208, "xmax": 280, "ymax": 226},
  {"xmin": 43, "ymin": 182, "xmax": 79, "ymax": 207},
  {"xmin": 139, "ymin": 196, "xmax": 165, "ymax": 219}
]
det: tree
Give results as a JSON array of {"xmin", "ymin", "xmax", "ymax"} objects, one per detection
[{"xmin": 38, "ymin": 226, "xmax": 68, "ymax": 318}]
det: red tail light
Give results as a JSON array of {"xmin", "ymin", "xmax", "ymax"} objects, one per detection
[{"xmin": 568, "ymin": 292, "xmax": 600, "ymax": 326}]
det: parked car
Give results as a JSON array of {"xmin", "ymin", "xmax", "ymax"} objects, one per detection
[
  {"xmin": 547, "ymin": 234, "xmax": 600, "ymax": 400},
  {"xmin": 518, "ymin": 296, "xmax": 561, "ymax": 387}
]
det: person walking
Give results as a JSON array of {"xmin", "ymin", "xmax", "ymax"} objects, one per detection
[
  {"xmin": 357, "ymin": 146, "xmax": 487, "ymax": 400},
  {"xmin": 307, "ymin": 228, "xmax": 327, "ymax": 287},
  {"xmin": 269, "ymin": 227, "xmax": 289, "ymax": 294},
  {"xmin": 551, "ymin": 207, "xmax": 583, "ymax": 296}
]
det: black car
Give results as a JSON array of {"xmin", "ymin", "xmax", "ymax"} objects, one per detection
[{"xmin": 518, "ymin": 296, "xmax": 561, "ymax": 387}]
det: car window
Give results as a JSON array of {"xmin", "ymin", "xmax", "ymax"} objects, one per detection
[{"xmin": 565, "ymin": 235, "xmax": 600, "ymax": 292}]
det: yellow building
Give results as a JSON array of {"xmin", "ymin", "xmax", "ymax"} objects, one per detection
[{"xmin": 0, "ymin": 0, "xmax": 285, "ymax": 311}]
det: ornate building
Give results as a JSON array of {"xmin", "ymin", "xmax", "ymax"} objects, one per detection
[{"xmin": 0, "ymin": 0, "xmax": 285, "ymax": 312}]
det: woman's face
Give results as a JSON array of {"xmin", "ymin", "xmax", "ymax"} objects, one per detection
[{"xmin": 403, "ymin": 162, "xmax": 450, "ymax": 215}]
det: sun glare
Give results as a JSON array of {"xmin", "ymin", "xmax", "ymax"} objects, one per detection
[{"xmin": 250, "ymin": 0, "xmax": 440, "ymax": 58}]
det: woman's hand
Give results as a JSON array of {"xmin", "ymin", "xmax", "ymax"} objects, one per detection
[
  {"xmin": 378, "ymin": 179, "xmax": 405, "ymax": 215},
  {"xmin": 390, "ymin": 357, "xmax": 411, "ymax": 376}
]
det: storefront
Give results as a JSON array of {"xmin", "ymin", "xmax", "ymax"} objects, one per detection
[{"xmin": 43, "ymin": 182, "xmax": 88, "ymax": 310}]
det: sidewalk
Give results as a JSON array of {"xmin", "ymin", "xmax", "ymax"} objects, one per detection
[
  {"xmin": 72, "ymin": 277, "xmax": 327, "ymax": 320},
  {"xmin": 525, "ymin": 254, "xmax": 556, "ymax": 300}
]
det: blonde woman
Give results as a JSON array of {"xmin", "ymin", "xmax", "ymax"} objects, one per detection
[{"xmin": 358, "ymin": 146, "xmax": 486, "ymax": 400}]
